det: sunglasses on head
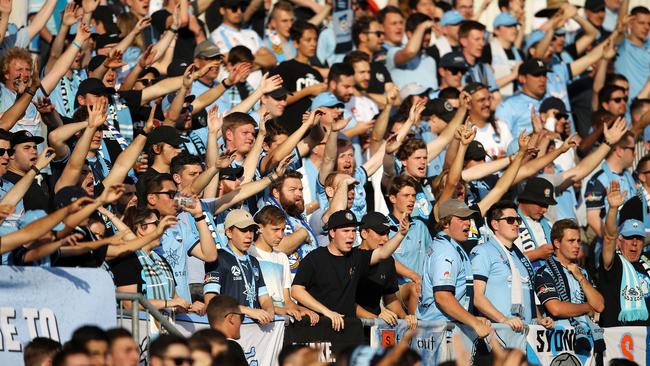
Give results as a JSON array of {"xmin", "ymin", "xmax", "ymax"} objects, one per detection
[
  {"xmin": 201, "ymin": 54, "xmax": 225, "ymax": 62},
  {"xmin": 0, "ymin": 148, "xmax": 15, "ymax": 157},
  {"xmin": 163, "ymin": 356, "xmax": 194, "ymax": 366},
  {"xmin": 497, "ymin": 216, "xmax": 522, "ymax": 225},
  {"xmin": 610, "ymin": 96, "xmax": 628, "ymax": 103}
]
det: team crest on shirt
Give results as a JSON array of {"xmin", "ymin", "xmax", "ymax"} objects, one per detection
[
  {"xmin": 537, "ymin": 284, "xmax": 554, "ymax": 294},
  {"xmin": 442, "ymin": 271, "xmax": 451, "ymax": 279},
  {"xmin": 231, "ymin": 266, "xmax": 242, "ymax": 278},
  {"xmin": 376, "ymin": 72, "xmax": 385, "ymax": 83},
  {"xmin": 204, "ymin": 273, "xmax": 219, "ymax": 283}
]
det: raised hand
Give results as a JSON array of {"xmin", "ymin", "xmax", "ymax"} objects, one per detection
[
  {"xmin": 67, "ymin": 197, "xmax": 95, "ymax": 214},
  {"xmin": 87, "ymin": 98, "xmax": 108, "ymax": 129},
  {"xmin": 517, "ymin": 131, "xmax": 531, "ymax": 153},
  {"xmin": 603, "ymin": 116, "xmax": 627, "ymax": 146},
  {"xmin": 34, "ymin": 97, "xmax": 55, "ymax": 115},
  {"xmin": 171, "ymin": 3, "xmax": 181, "ymax": 30},
  {"xmin": 228, "ymin": 62, "xmax": 253, "ymax": 85},
  {"xmin": 531, "ymin": 106, "xmax": 543, "ymax": 133},
  {"xmin": 62, "ymin": 2, "xmax": 81, "ymax": 26},
  {"xmin": 457, "ymin": 121, "xmax": 476, "ymax": 145},
  {"xmin": 606, "ymin": 180, "xmax": 627, "ymax": 209},
  {"xmin": 74, "ymin": 22, "xmax": 92, "ymax": 44},
  {"xmin": 399, "ymin": 212, "xmax": 410, "ymax": 235},
  {"xmin": 144, "ymin": 104, "xmax": 157, "ymax": 134},
  {"xmin": 103, "ymin": 49, "xmax": 127, "ymax": 70},
  {"xmin": 99, "ymin": 184, "xmax": 126, "ymax": 204},
  {"xmin": 385, "ymin": 133, "xmax": 405, "ymax": 154},
  {"xmin": 216, "ymin": 149, "xmax": 236, "ymax": 169},
  {"xmin": 408, "ymin": 99, "xmax": 426, "ymax": 123},
  {"xmin": 138, "ymin": 45, "xmax": 157, "ymax": 69},
  {"xmin": 274, "ymin": 154, "xmax": 295, "ymax": 177},
  {"xmin": 207, "ymin": 105, "xmax": 223, "ymax": 134},
  {"xmin": 135, "ymin": 16, "xmax": 151, "ymax": 33},
  {"xmin": 303, "ymin": 108, "xmax": 322, "ymax": 127},
  {"xmin": 34, "ymin": 147, "xmax": 57, "ymax": 170},
  {"xmin": 182, "ymin": 64, "xmax": 197, "ymax": 89},
  {"xmin": 385, "ymin": 85, "xmax": 399, "ymax": 105},
  {"xmin": 81, "ymin": 0, "xmax": 99, "ymax": 14},
  {"xmin": 602, "ymin": 38, "xmax": 617, "ymax": 60},
  {"xmin": 192, "ymin": 61, "xmax": 219, "ymax": 80},
  {"xmin": 259, "ymin": 73, "xmax": 283, "ymax": 94},
  {"xmin": 559, "ymin": 133, "xmax": 578, "ymax": 152},
  {"xmin": 331, "ymin": 115, "xmax": 352, "ymax": 132},
  {"xmin": 156, "ymin": 216, "xmax": 179, "ymax": 235}
]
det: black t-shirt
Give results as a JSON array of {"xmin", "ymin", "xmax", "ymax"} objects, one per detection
[
  {"xmin": 56, "ymin": 226, "xmax": 108, "ymax": 267},
  {"xmin": 292, "ymin": 246, "xmax": 373, "ymax": 317},
  {"xmin": 367, "ymin": 62, "xmax": 393, "ymax": 94},
  {"xmin": 597, "ymin": 255, "xmax": 650, "ymax": 327},
  {"xmin": 3, "ymin": 171, "xmax": 52, "ymax": 212},
  {"xmin": 356, "ymin": 254, "xmax": 399, "ymax": 315},
  {"xmin": 273, "ymin": 59, "xmax": 324, "ymax": 133},
  {"xmin": 151, "ymin": 9, "xmax": 199, "ymax": 64},
  {"xmin": 109, "ymin": 251, "xmax": 176, "ymax": 292}
]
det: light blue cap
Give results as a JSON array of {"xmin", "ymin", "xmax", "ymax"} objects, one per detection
[
  {"xmin": 311, "ymin": 92, "xmax": 344, "ymax": 110},
  {"xmin": 620, "ymin": 219, "xmax": 645, "ymax": 238},
  {"xmin": 440, "ymin": 10, "xmax": 464, "ymax": 26},
  {"xmin": 555, "ymin": 28, "xmax": 567, "ymax": 35},
  {"xmin": 525, "ymin": 30, "xmax": 546, "ymax": 55},
  {"xmin": 18, "ymin": 210, "xmax": 65, "ymax": 231},
  {"xmin": 493, "ymin": 12, "xmax": 519, "ymax": 28}
]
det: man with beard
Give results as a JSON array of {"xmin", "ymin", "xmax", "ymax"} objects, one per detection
[
  {"xmin": 267, "ymin": 170, "xmax": 317, "ymax": 275},
  {"xmin": 291, "ymin": 209, "xmax": 409, "ymax": 330}
]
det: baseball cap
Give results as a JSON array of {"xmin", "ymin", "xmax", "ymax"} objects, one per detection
[
  {"xmin": 167, "ymin": 61, "xmax": 190, "ymax": 78},
  {"xmin": 585, "ymin": 0, "xmax": 605, "ymax": 12},
  {"xmin": 10, "ymin": 130, "xmax": 44, "ymax": 146},
  {"xmin": 193, "ymin": 40, "xmax": 223, "ymax": 59},
  {"xmin": 147, "ymin": 126, "xmax": 189, "ymax": 147},
  {"xmin": 76, "ymin": 78, "xmax": 116, "ymax": 100},
  {"xmin": 311, "ymin": 92, "xmax": 344, "ymax": 110},
  {"xmin": 493, "ymin": 12, "xmax": 519, "ymax": 28},
  {"xmin": 440, "ymin": 10, "xmax": 464, "ymax": 26},
  {"xmin": 360, "ymin": 212, "xmax": 397, "ymax": 235},
  {"xmin": 524, "ymin": 31, "xmax": 546, "ymax": 55},
  {"xmin": 518, "ymin": 58, "xmax": 550, "ymax": 76},
  {"xmin": 92, "ymin": 6, "xmax": 120, "ymax": 34},
  {"xmin": 438, "ymin": 199, "xmax": 477, "ymax": 220},
  {"xmin": 95, "ymin": 33, "xmax": 122, "ymax": 49},
  {"xmin": 465, "ymin": 140, "xmax": 486, "ymax": 161},
  {"xmin": 266, "ymin": 87, "xmax": 292, "ymax": 99},
  {"xmin": 439, "ymin": 52, "xmax": 469, "ymax": 70},
  {"xmin": 88, "ymin": 55, "xmax": 107, "ymax": 73},
  {"xmin": 535, "ymin": 0, "xmax": 572, "ymax": 18},
  {"xmin": 219, "ymin": 166, "xmax": 244, "ymax": 181},
  {"xmin": 18, "ymin": 210, "xmax": 65, "ymax": 231},
  {"xmin": 324, "ymin": 209, "xmax": 361, "ymax": 230},
  {"xmin": 399, "ymin": 83, "xmax": 432, "ymax": 100},
  {"xmin": 619, "ymin": 219, "xmax": 645, "ymax": 238},
  {"xmin": 54, "ymin": 186, "xmax": 90, "ymax": 209},
  {"xmin": 224, "ymin": 209, "xmax": 258, "ymax": 229},
  {"xmin": 422, "ymin": 98, "xmax": 456, "ymax": 122},
  {"xmin": 539, "ymin": 97, "xmax": 569, "ymax": 119},
  {"xmin": 517, "ymin": 177, "xmax": 557, "ymax": 206}
]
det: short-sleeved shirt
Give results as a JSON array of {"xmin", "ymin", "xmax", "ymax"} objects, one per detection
[
  {"xmin": 356, "ymin": 254, "xmax": 399, "ymax": 315},
  {"xmin": 534, "ymin": 258, "xmax": 591, "ymax": 325},
  {"xmin": 154, "ymin": 212, "xmax": 201, "ymax": 302},
  {"xmin": 389, "ymin": 214, "xmax": 432, "ymax": 284},
  {"xmin": 263, "ymin": 31, "xmax": 296, "ymax": 63},
  {"xmin": 367, "ymin": 62, "xmax": 393, "ymax": 94},
  {"xmin": 248, "ymin": 245, "xmax": 292, "ymax": 307},
  {"xmin": 292, "ymin": 246, "xmax": 373, "ymax": 317},
  {"xmin": 210, "ymin": 24, "xmax": 262, "ymax": 54},
  {"xmin": 615, "ymin": 37, "xmax": 650, "ymax": 99},
  {"xmin": 495, "ymin": 92, "xmax": 542, "ymax": 137},
  {"xmin": 273, "ymin": 59, "xmax": 324, "ymax": 133},
  {"xmin": 598, "ymin": 255, "xmax": 650, "ymax": 327},
  {"xmin": 470, "ymin": 236, "xmax": 535, "ymax": 324},
  {"xmin": 474, "ymin": 120, "xmax": 513, "ymax": 159},
  {"xmin": 584, "ymin": 163, "xmax": 639, "ymax": 219},
  {"xmin": 463, "ymin": 61, "xmax": 498, "ymax": 92},
  {"xmin": 2, "ymin": 171, "xmax": 51, "ymax": 212},
  {"xmin": 418, "ymin": 233, "xmax": 474, "ymax": 322},
  {"xmin": 204, "ymin": 245, "xmax": 268, "ymax": 308},
  {"xmin": 385, "ymin": 45, "xmax": 438, "ymax": 92}
]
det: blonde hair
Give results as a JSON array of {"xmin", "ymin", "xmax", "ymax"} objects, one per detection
[{"xmin": 0, "ymin": 47, "xmax": 32, "ymax": 83}]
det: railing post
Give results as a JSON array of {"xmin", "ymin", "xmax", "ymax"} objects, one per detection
[{"xmin": 131, "ymin": 298, "xmax": 139, "ymax": 343}]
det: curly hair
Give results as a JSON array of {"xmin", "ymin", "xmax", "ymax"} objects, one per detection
[{"xmin": 0, "ymin": 47, "xmax": 32, "ymax": 83}]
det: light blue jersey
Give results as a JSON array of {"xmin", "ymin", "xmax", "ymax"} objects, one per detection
[
  {"xmin": 495, "ymin": 92, "xmax": 542, "ymax": 136},
  {"xmin": 614, "ymin": 37, "xmax": 650, "ymax": 100},
  {"xmin": 389, "ymin": 214, "xmax": 433, "ymax": 285},
  {"xmin": 385, "ymin": 45, "xmax": 438, "ymax": 92}
]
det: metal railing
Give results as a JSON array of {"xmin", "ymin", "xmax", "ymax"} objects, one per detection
[{"xmin": 115, "ymin": 292, "xmax": 184, "ymax": 337}]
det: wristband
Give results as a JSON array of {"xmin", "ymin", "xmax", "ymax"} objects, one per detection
[
  {"xmin": 603, "ymin": 140, "xmax": 613, "ymax": 147},
  {"xmin": 169, "ymin": 28, "xmax": 179, "ymax": 33},
  {"xmin": 268, "ymin": 172, "xmax": 277, "ymax": 182},
  {"xmin": 221, "ymin": 79, "xmax": 232, "ymax": 88},
  {"xmin": 30, "ymin": 165, "xmax": 40, "ymax": 175},
  {"xmin": 25, "ymin": 89, "xmax": 35, "ymax": 97},
  {"xmin": 140, "ymin": 130, "xmax": 149, "ymax": 137},
  {"xmin": 72, "ymin": 40, "xmax": 82, "ymax": 50},
  {"xmin": 164, "ymin": 300, "xmax": 167, "ymax": 308},
  {"xmin": 194, "ymin": 215, "xmax": 206, "ymax": 222}
]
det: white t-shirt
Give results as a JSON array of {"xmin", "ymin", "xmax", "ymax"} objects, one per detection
[
  {"xmin": 474, "ymin": 120, "xmax": 513, "ymax": 159},
  {"xmin": 514, "ymin": 215, "xmax": 548, "ymax": 254},
  {"xmin": 210, "ymin": 24, "xmax": 263, "ymax": 55},
  {"xmin": 248, "ymin": 245, "xmax": 291, "ymax": 307},
  {"xmin": 345, "ymin": 95, "xmax": 379, "ymax": 123}
]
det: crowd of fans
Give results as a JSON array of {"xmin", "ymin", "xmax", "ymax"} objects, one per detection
[{"xmin": 3, "ymin": 0, "xmax": 650, "ymax": 363}]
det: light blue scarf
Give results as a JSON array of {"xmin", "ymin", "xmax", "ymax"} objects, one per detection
[{"xmin": 618, "ymin": 254, "xmax": 650, "ymax": 322}]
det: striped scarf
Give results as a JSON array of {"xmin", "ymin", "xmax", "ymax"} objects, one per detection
[{"xmin": 137, "ymin": 249, "xmax": 175, "ymax": 301}]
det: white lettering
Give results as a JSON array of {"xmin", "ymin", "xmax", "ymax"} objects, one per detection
[
  {"xmin": 39, "ymin": 309, "xmax": 59, "ymax": 341},
  {"xmin": 22, "ymin": 308, "xmax": 39, "ymax": 339},
  {"xmin": 0, "ymin": 307, "xmax": 21, "ymax": 352}
]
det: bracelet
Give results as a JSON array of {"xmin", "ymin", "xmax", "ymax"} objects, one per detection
[
  {"xmin": 30, "ymin": 165, "xmax": 40, "ymax": 175},
  {"xmin": 169, "ymin": 28, "xmax": 179, "ymax": 33},
  {"xmin": 164, "ymin": 300, "xmax": 167, "ymax": 308},
  {"xmin": 603, "ymin": 140, "xmax": 613, "ymax": 147},
  {"xmin": 72, "ymin": 40, "xmax": 82, "ymax": 50},
  {"xmin": 194, "ymin": 215, "xmax": 206, "ymax": 222},
  {"xmin": 268, "ymin": 172, "xmax": 277, "ymax": 182},
  {"xmin": 221, "ymin": 79, "xmax": 232, "ymax": 88},
  {"xmin": 25, "ymin": 89, "xmax": 35, "ymax": 97},
  {"xmin": 140, "ymin": 131, "xmax": 149, "ymax": 137}
]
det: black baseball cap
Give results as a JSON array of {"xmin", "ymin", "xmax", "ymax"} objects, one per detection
[
  {"xmin": 465, "ymin": 140, "xmax": 486, "ymax": 161},
  {"xmin": 423, "ymin": 98, "xmax": 456, "ymax": 122},
  {"xmin": 88, "ymin": 55, "xmax": 107, "ymax": 72},
  {"xmin": 439, "ymin": 52, "xmax": 469, "ymax": 70},
  {"xmin": 54, "ymin": 186, "xmax": 89, "ymax": 209},
  {"xmin": 324, "ymin": 209, "xmax": 361, "ymax": 230},
  {"xmin": 10, "ymin": 130, "xmax": 44, "ymax": 146},
  {"xmin": 167, "ymin": 61, "xmax": 190, "ymax": 77},
  {"xmin": 539, "ymin": 97, "xmax": 569, "ymax": 119},
  {"xmin": 360, "ymin": 212, "xmax": 397, "ymax": 235},
  {"xmin": 518, "ymin": 58, "xmax": 550, "ymax": 76},
  {"xmin": 518, "ymin": 177, "xmax": 557, "ymax": 206},
  {"xmin": 76, "ymin": 78, "xmax": 115, "ymax": 100},
  {"xmin": 95, "ymin": 33, "xmax": 122, "ymax": 49},
  {"xmin": 147, "ymin": 126, "xmax": 189, "ymax": 147},
  {"xmin": 219, "ymin": 166, "xmax": 244, "ymax": 181},
  {"xmin": 584, "ymin": 0, "xmax": 605, "ymax": 12},
  {"xmin": 266, "ymin": 87, "xmax": 292, "ymax": 99}
]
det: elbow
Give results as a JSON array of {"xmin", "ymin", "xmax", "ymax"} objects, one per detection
[
  {"xmin": 206, "ymin": 251, "xmax": 217, "ymax": 262},
  {"xmin": 592, "ymin": 299, "xmax": 605, "ymax": 314},
  {"xmin": 545, "ymin": 304, "xmax": 562, "ymax": 318}
]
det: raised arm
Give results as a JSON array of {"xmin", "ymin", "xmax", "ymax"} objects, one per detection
[
  {"xmin": 572, "ymin": 12, "xmax": 598, "ymax": 55},
  {"xmin": 120, "ymin": 45, "xmax": 157, "ymax": 92},
  {"xmin": 369, "ymin": 88, "xmax": 398, "ymax": 153},
  {"xmin": 370, "ymin": 214, "xmax": 408, "ymax": 265},
  {"xmin": 229, "ymin": 73, "xmax": 283, "ymax": 114},
  {"xmin": 41, "ymin": 23, "xmax": 92, "ymax": 95},
  {"xmin": 602, "ymin": 181, "xmax": 625, "ymax": 271},
  {"xmin": 0, "ymin": 0, "xmax": 11, "ymax": 45},
  {"xmin": 427, "ymin": 92, "xmax": 469, "ymax": 162},
  {"xmin": 45, "ymin": 3, "xmax": 80, "ymax": 73},
  {"xmin": 321, "ymin": 176, "xmax": 356, "ymax": 226},
  {"xmin": 202, "ymin": 106, "xmax": 223, "ymax": 199},
  {"xmin": 191, "ymin": 63, "xmax": 248, "ymax": 113},
  {"xmin": 318, "ymin": 116, "xmax": 352, "ymax": 185},
  {"xmin": 394, "ymin": 20, "xmax": 434, "ymax": 66},
  {"xmin": 513, "ymin": 134, "xmax": 578, "ymax": 184},
  {"xmin": 0, "ymin": 148, "xmax": 56, "ymax": 207},
  {"xmin": 240, "ymin": 121, "xmax": 266, "ymax": 184},
  {"xmin": 591, "ymin": 39, "xmax": 616, "ymax": 111},
  {"xmin": 461, "ymin": 157, "xmax": 510, "ymax": 181},
  {"xmin": 105, "ymin": 216, "xmax": 178, "ymax": 260},
  {"xmin": 48, "ymin": 122, "xmax": 87, "ymax": 159},
  {"xmin": 27, "ymin": 0, "xmax": 57, "ymax": 40},
  {"xmin": 184, "ymin": 198, "xmax": 218, "ymax": 262},
  {"xmin": 437, "ymin": 124, "xmax": 473, "ymax": 206},
  {"xmin": 141, "ymin": 75, "xmax": 184, "ymax": 105}
]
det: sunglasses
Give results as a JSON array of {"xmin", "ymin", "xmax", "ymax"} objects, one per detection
[
  {"xmin": 364, "ymin": 31, "xmax": 384, "ymax": 37},
  {"xmin": 446, "ymin": 68, "xmax": 464, "ymax": 75},
  {"xmin": 181, "ymin": 104, "xmax": 194, "ymax": 114},
  {"xmin": 227, "ymin": 311, "xmax": 245, "ymax": 321},
  {"xmin": 137, "ymin": 79, "xmax": 155, "ymax": 86},
  {"xmin": 151, "ymin": 191, "xmax": 178, "ymax": 199},
  {"xmin": 609, "ymin": 96, "xmax": 628, "ymax": 103},
  {"xmin": 497, "ymin": 216, "xmax": 522, "ymax": 225},
  {"xmin": 0, "ymin": 148, "xmax": 15, "ymax": 157},
  {"xmin": 140, "ymin": 219, "xmax": 160, "ymax": 227},
  {"xmin": 163, "ymin": 356, "xmax": 194, "ymax": 366},
  {"xmin": 228, "ymin": 4, "xmax": 247, "ymax": 12}
]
